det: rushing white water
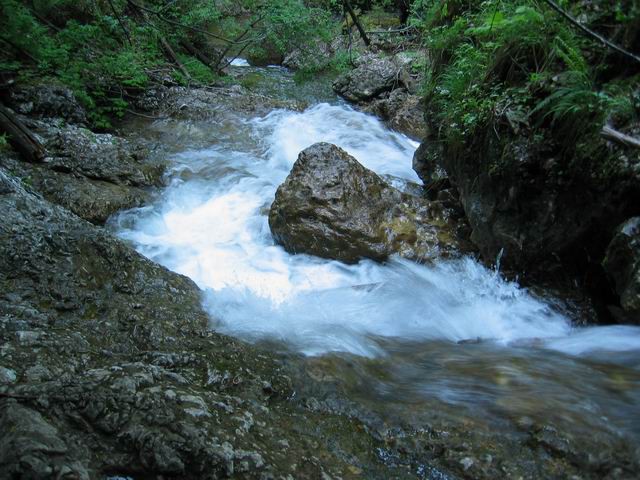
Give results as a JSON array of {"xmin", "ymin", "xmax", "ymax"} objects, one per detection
[
  {"xmin": 116, "ymin": 103, "xmax": 640, "ymax": 358},
  {"xmin": 229, "ymin": 57, "xmax": 250, "ymax": 67}
]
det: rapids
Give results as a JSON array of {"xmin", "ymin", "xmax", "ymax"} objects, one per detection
[{"xmin": 114, "ymin": 63, "xmax": 640, "ymax": 442}]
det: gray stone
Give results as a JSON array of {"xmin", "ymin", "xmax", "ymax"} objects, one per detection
[
  {"xmin": 9, "ymin": 84, "xmax": 88, "ymax": 124},
  {"xmin": 1, "ymin": 115, "xmax": 163, "ymax": 224},
  {"xmin": 333, "ymin": 53, "xmax": 407, "ymax": 102},
  {"xmin": 0, "ymin": 367, "xmax": 17, "ymax": 384},
  {"xmin": 603, "ymin": 217, "xmax": 640, "ymax": 322},
  {"xmin": 269, "ymin": 143, "xmax": 467, "ymax": 263},
  {"xmin": 135, "ymin": 85, "xmax": 303, "ymax": 119},
  {"xmin": 365, "ymin": 89, "xmax": 426, "ymax": 140}
]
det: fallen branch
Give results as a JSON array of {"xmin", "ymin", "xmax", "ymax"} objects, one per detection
[
  {"xmin": 126, "ymin": 2, "xmax": 191, "ymax": 80},
  {"xmin": 218, "ymin": 39, "xmax": 257, "ymax": 70},
  {"xmin": 544, "ymin": 0, "xmax": 640, "ymax": 65},
  {"xmin": 0, "ymin": 35, "xmax": 38, "ymax": 63},
  {"xmin": 0, "ymin": 104, "xmax": 46, "ymax": 162},
  {"xmin": 125, "ymin": 109, "xmax": 168, "ymax": 120},
  {"xmin": 214, "ymin": 14, "xmax": 265, "ymax": 71},
  {"xmin": 180, "ymin": 39, "xmax": 216, "ymax": 69},
  {"xmin": 601, "ymin": 125, "xmax": 640, "ymax": 149}
]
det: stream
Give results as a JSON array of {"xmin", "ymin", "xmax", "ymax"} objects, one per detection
[{"xmin": 114, "ymin": 64, "xmax": 640, "ymax": 447}]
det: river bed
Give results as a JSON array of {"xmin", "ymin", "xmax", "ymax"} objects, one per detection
[{"xmin": 113, "ymin": 64, "xmax": 640, "ymax": 448}]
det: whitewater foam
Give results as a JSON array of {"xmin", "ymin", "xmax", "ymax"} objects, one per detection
[{"xmin": 115, "ymin": 103, "xmax": 640, "ymax": 359}]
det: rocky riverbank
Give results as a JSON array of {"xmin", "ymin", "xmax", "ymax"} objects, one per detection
[
  {"xmin": 0, "ymin": 84, "xmax": 399, "ymax": 479},
  {"xmin": 1, "ymin": 81, "xmax": 640, "ymax": 479}
]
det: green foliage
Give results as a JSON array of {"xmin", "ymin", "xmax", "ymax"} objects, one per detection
[
  {"xmin": 0, "ymin": 0, "xmax": 349, "ymax": 126},
  {"xmin": 416, "ymin": 0, "xmax": 638, "ymax": 152},
  {"xmin": 0, "ymin": 133, "xmax": 8, "ymax": 150},
  {"xmin": 256, "ymin": 0, "xmax": 333, "ymax": 55},
  {"xmin": 328, "ymin": 49, "xmax": 355, "ymax": 74},
  {"xmin": 176, "ymin": 54, "xmax": 216, "ymax": 84},
  {"xmin": 533, "ymin": 72, "xmax": 607, "ymax": 139},
  {"xmin": 0, "ymin": 0, "xmax": 162, "ymax": 127}
]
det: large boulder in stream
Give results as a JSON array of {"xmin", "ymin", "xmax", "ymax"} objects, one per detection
[
  {"xmin": 269, "ymin": 142, "xmax": 467, "ymax": 263},
  {"xmin": 333, "ymin": 53, "xmax": 412, "ymax": 103},
  {"xmin": 603, "ymin": 217, "xmax": 640, "ymax": 323}
]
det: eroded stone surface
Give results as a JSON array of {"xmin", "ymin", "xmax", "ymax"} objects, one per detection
[
  {"xmin": 269, "ymin": 142, "xmax": 468, "ymax": 263},
  {"xmin": 603, "ymin": 217, "xmax": 640, "ymax": 322},
  {"xmin": 333, "ymin": 53, "xmax": 408, "ymax": 103}
]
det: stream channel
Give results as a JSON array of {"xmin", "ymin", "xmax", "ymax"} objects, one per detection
[{"xmin": 113, "ymin": 63, "xmax": 640, "ymax": 451}]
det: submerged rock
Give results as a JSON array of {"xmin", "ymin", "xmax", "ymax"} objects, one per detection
[
  {"xmin": 269, "ymin": 142, "xmax": 467, "ymax": 263},
  {"xmin": 603, "ymin": 217, "xmax": 640, "ymax": 323},
  {"xmin": 135, "ymin": 85, "xmax": 303, "ymax": 119}
]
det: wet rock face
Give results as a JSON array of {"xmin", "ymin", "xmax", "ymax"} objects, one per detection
[
  {"xmin": 603, "ymin": 217, "xmax": 640, "ymax": 322},
  {"xmin": 1, "ymin": 117, "xmax": 163, "ymax": 224},
  {"xmin": 1, "ymin": 155, "xmax": 150, "ymax": 224},
  {"xmin": 412, "ymin": 140, "xmax": 449, "ymax": 190},
  {"xmin": 269, "ymin": 142, "xmax": 467, "ymax": 264},
  {"xmin": 42, "ymin": 123, "xmax": 162, "ymax": 187},
  {"xmin": 0, "ymin": 402, "xmax": 91, "ymax": 479},
  {"xmin": 8, "ymin": 84, "xmax": 88, "ymax": 125},
  {"xmin": 0, "ymin": 167, "xmax": 392, "ymax": 479},
  {"xmin": 365, "ymin": 89, "xmax": 426, "ymax": 140},
  {"xmin": 333, "ymin": 53, "xmax": 406, "ymax": 103},
  {"xmin": 413, "ymin": 129, "xmax": 640, "ymax": 276},
  {"xmin": 0, "ymin": 168, "xmax": 209, "ymax": 344}
]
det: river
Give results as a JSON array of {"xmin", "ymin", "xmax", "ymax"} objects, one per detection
[{"xmin": 113, "ymin": 63, "xmax": 640, "ymax": 447}]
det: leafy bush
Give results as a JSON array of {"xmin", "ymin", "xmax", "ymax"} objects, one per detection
[
  {"xmin": 0, "ymin": 0, "xmax": 342, "ymax": 128},
  {"xmin": 414, "ymin": 0, "xmax": 639, "ymax": 151}
]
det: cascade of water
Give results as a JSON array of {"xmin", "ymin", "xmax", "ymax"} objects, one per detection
[{"xmin": 115, "ymin": 103, "xmax": 640, "ymax": 359}]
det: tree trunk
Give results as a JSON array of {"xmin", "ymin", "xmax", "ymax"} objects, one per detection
[
  {"xmin": 126, "ymin": 0, "xmax": 192, "ymax": 80},
  {"xmin": 544, "ymin": 0, "xmax": 640, "ymax": 65},
  {"xmin": 343, "ymin": 0, "xmax": 370, "ymax": 46},
  {"xmin": 160, "ymin": 37, "xmax": 191, "ymax": 80},
  {"xmin": 180, "ymin": 39, "xmax": 219, "ymax": 72}
]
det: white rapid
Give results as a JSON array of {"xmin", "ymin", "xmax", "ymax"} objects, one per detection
[
  {"xmin": 229, "ymin": 57, "xmax": 251, "ymax": 67},
  {"xmin": 115, "ymin": 102, "xmax": 640, "ymax": 359}
]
